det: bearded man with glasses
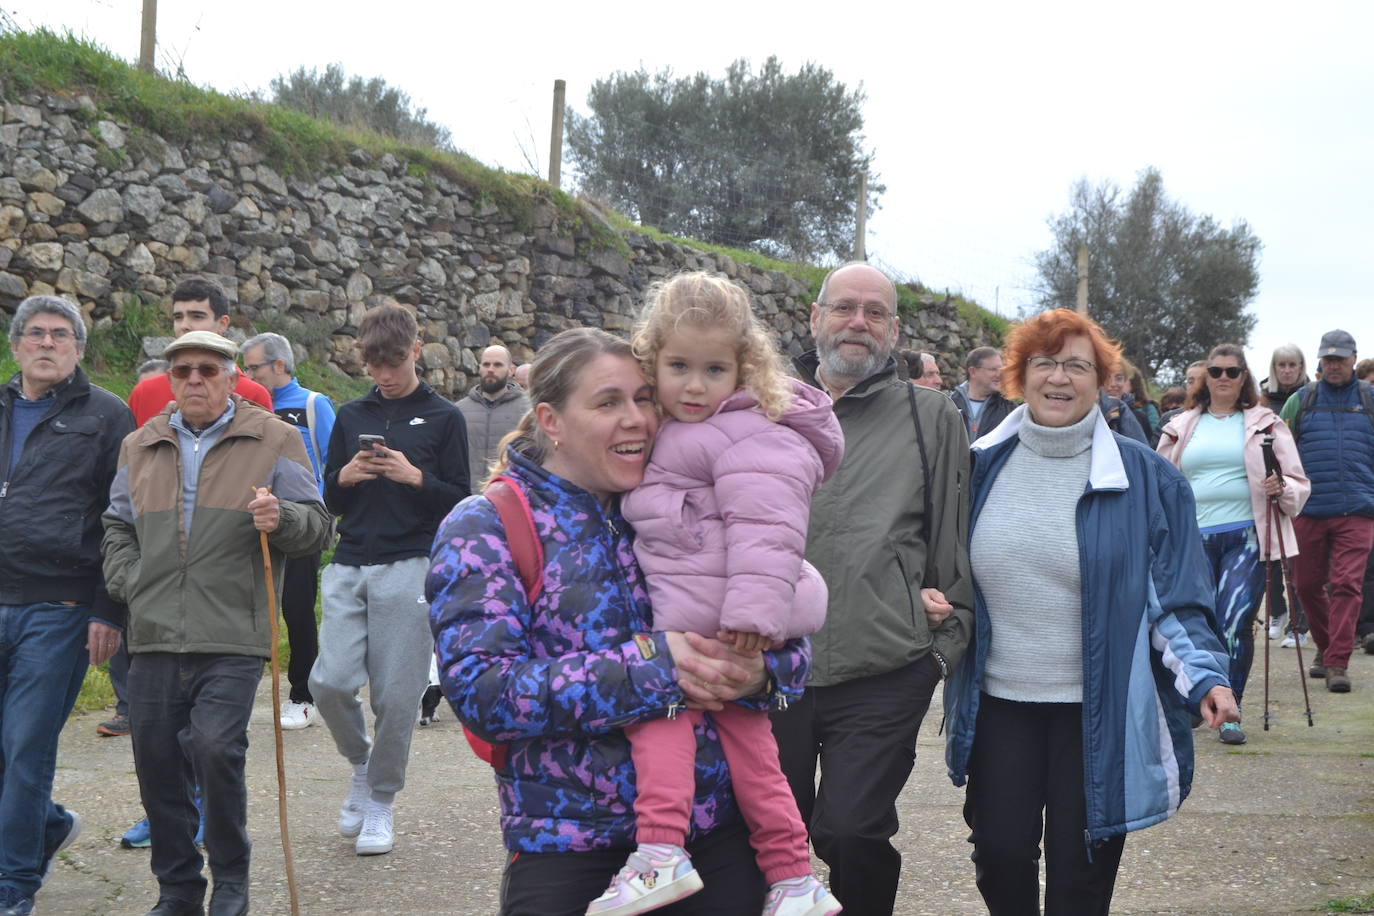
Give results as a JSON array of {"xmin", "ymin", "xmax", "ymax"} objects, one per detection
[
  {"xmin": 102, "ymin": 331, "xmax": 333, "ymax": 916},
  {"xmin": 772, "ymin": 262, "xmax": 974, "ymax": 915}
]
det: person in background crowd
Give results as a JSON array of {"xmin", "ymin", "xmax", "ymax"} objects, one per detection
[
  {"xmin": 1124, "ymin": 360, "xmax": 1161, "ymax": 446},
  {"xmin": 137, "ymin": 360, "xmax": 169, "ymax": 382},
  {"xmin": 1, "ymin": 295, "xmax": 133, "ymax": 916},
  {"xmin": 1160, "ymin": 361, "xmax": 1207, "ymax": 428},
  {"xmin": 1157, "ymin": 344, "xmax": 1309, "ymax": 744},
  {"xmin": 126, "ymin": 278, "xmax": 272, "ymax": 426},
  {"xmin": 456, "ymin": 344, "xmax": 529, "ymax": 489},
  {"xmin": 944, "ymin": 308, "xmax": 1237, "ymax": 916},
  {"xmin": 902, "ymin": 349, "xmax": 944, "ymax": 390},
  {"xmin": 1280, "ymin": 330, "xmax": 1374, "ymax": 692},
  {"xmin": 513, "ymin": 362, "xmax": 532, "ymax": 389},
  {"xmin": 241, "ymin": 332, "xmax": 337, "ymax": 731},
  {"xmin": 311, "ymin": 304, "xmax": 470, "ymax": 857},
  {"xmin": 102, "ymin": 331, "xmax": 332, "ymax": 916},
  {"xmin": 951, "ymin": 346, "xmax": 1014, "ymax": 441},
  {"xmin": 1159, "ymin": 387, "xmax": 1187, "ymax": 414},
  {"xmin": 1357, "ymin": 358, "xmax": 1374, "ymax": 655},
  {"xmin": 774, "ymin": 262, "xmax": 973, "ymax": 916},
  {"xmin": 427, "ymin": 327, "xmax": 809, "ymax": 915},
  {"xmin": 1259, "ymin": 345, "xmax": 1312, "ymax": 644}
]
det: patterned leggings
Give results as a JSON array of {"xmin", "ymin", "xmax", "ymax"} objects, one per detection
[{"xmin": 1201, "ymin": 525, "xmax": 1266, "ymax": 706}]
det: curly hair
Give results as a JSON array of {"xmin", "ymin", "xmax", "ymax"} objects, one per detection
[
  {"xmin": 631, "ymin": 271, "xmax": 793, "ymax": 421},
  {"xmin": 1000, "ymin": 308, "xmax": 1122, "ymax": 400}
]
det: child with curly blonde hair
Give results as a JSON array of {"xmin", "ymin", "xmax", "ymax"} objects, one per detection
[{"xmin": 585, "ymin": 272, "xmax": 844, "ymax": 916}]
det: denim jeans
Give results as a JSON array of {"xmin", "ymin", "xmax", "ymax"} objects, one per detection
[
  {"xmin": 0, "ymin": 602, "xmax": 89, "ymax": 896},
  {"xmin": 128, "ymin": 653, "xmax": 263, "ymax": 904}
]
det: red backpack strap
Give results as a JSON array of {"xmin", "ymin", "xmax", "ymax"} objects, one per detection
[
  {"xmin": 485, "ymin": 476, "xmax": 544, "ymax": 603},
  {"xmin": 459, "ymin": 476, "xmax": 543, "ymax": 771}
]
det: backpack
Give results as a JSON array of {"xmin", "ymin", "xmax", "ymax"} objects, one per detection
[
  {"xmin": 457, "ymin": 475, "xmax": 544, "ymax": 771},
  {"xmin": 1289, "ymin": 380, "xmax": 1374, "ymax": 440}
]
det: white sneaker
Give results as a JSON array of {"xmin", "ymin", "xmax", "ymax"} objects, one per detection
[
  {"xmin": 1280, "ymin": 632, "xmax": 1308, "ymax": 649},
  {"xmin": 355, "ymin": 801, "xmax": 394, "ymax": 856},
  {"xmin": 586, "ymin": 844, "xmax": 702, "ymax": 915},
  {"xmin": 280, "ymin": 700, "xmax": 317, "ymax": 730},
  {"xmin": 339, "ymin": 765, "xmax": 370, "ymax": 837},
  {"xmin": 1268, "ymin": 615, "xmax": 1287, "ymax": 640},
  {"xmin": 762, "ymin": 874, "xmax": 842, "ymax": 916}
]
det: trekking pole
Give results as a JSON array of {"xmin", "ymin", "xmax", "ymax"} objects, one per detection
[
  {"xmin": 1262, "ymin": 497, "xmax": 1274, "ymax": 731},
  {"xmin": 1260, "ymin": 440, "xmax": 1315, "ymax": 727},
  {"xmin": 253, "ymin": 486, "xmax": 302, "ymax": 915}
]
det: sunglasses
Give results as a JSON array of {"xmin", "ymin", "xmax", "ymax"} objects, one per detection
[
  {"xmin": 169, "ymin": 363, "xmax": 225, "ymax": 380},
  {"xmin": 1207, "ymin": 366, "xmax": 1243, "ymax": 379}
]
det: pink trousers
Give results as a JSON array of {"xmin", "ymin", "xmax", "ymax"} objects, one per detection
[{"xmin": 626, "ymin": 705, "xmax": 812, "ymax": 885}]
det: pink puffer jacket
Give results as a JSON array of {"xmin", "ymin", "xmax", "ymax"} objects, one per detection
[{"xmin": 622, "ymin": 378, "xmax": 844, "ymax": 642}]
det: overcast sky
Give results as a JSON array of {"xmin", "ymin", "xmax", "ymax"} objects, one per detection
[{"xmin": 7, "ymin": 0, "xmax": 1370, "ymax": 380}]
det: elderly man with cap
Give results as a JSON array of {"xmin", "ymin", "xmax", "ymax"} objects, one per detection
[
  {"xmin": 102, "ymin": 331, "xmax": 334, "ymax": 916},
  {"xmin": 1279, "ymin": 329, "xmax": 1374, "ymax": 693}
]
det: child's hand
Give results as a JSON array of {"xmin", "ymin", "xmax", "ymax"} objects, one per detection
[
  {"xmin": 717, "ymin": 629, "xmax": 776, "ymax": 655},
  {"xmin": 920, "ymin": 588, "xmax": 954, "ymax": 627}
]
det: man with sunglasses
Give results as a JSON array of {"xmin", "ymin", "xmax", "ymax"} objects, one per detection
[
  {"xmin": 126, "ymin": 278, "xmax": 272, "ymax": 427},
  {"xmin": 102, "ymin": 331, "xmax": 334, "ymax": 916},
  {"xmin": 0, "ymin": 295, "xmax": 134, "ymax": 916}
]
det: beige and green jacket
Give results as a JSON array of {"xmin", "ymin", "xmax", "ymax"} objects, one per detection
[{"xmin": 102, "ymin": 395, "xmax": 335, "ymax": 657}]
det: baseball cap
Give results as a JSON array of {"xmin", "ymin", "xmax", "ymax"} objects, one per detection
[
  {"xmin": 1316, "ymin": 329, "xmax": 1356, "ymax": 359},
  {"xmin": 163, "ymin": 330, "xmax": 238, "ymax": 361}
]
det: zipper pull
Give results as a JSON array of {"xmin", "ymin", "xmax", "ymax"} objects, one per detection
[{"xmin": 0, "ymin": 481, "xmax": 8, "ymax": 499}]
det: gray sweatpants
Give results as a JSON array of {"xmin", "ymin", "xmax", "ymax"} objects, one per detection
[{"xmin": 309, "ymin": 556, "xmax": 432, "ymax": 804}]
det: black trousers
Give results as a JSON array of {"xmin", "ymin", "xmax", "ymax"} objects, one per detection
[
  {"xmin": 129, "ymin": 653, "xmax": 263, "ymax": 903},
  {"xmin": 964, "ymin": 694, "xmax": 1125, "ymax": 916},
  {"xmin": 280, "ymin": 551, "xmax": 321, "ymax": 704},
  {"xmin": 1266, "ymin": 559, "xmax": 1306, "ymax": 633},
  {"xmin": 770, "ymin": 656, "xmax": 942, "ymax": 916},
  {"xmin": 499, "ymin": 820, "xmax": 766, "ymax": 916}
]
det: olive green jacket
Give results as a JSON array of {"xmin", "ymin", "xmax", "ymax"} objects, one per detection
[
  {"xmin": 795, "ymin": 352, "xmax": 973, "ymax": 686},
  {"xmin": 101, "ymin": 395, "xmax": 335, "ymax": 657}
]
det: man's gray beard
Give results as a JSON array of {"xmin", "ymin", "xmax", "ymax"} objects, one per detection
[
  {"xmin": 817, "ymin": 336, "xmax": 891, "ymax": 388},
  {"xmin": 479, "ymin": 376, "xmax": 507, "ymax": 395}
]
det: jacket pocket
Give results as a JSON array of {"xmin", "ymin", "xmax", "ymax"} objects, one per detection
[{"xmin": 893, "ymin": 547, "xmax": 920, "ymax": 632}]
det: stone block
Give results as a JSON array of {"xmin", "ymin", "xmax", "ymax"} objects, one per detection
[
  {"xmin": 0, "ymin": 271, "xmax": 29, "ymax": 299},
  {"xmin": 229, "ymin": 196, "xmax": 261, "ymax": 220},
  {"xmin": 122, "ymin": 185, "xmax": 166, "ymax": 226},
  {"xmin": 127, "ymin": 243, "xmax": 155, "ymax": 274},
  {"xmin": 0, "ymin": 205, "xmax": 25, "ymax": 239},
  {"xmin": 4, "ymin": 104, "xmax": 41, "ymax": 127},
  {"xmin": 13, "ymin": 158, "xmax": 58, "ymax": 193},
  {"xmin": 19, "ymin": 242, "xmax": 63, "ymax": 270},
  {"xmin": 76, "ymin": 188, "xmax": 124, "ymax": 224},
  {"xmin": 96, "ymin": 120, "xmax": 126, "ymax": 149}
]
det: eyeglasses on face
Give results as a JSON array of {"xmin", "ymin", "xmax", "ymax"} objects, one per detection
[
  {"xmin": 243, "ymin": 360, "xmax": 273, "ymax": 373},
  {"xmin": 1207, "ymin": 366, "xmax": 1243, "ymax": 379},
  {"xmin": 821, "ymin": 301, "xmax": 894, "ymax": 325},
  {"xmin": 20, "ymin": 326, "xmax": 75, "ymax": 343},
  {"xmin": 1027, "ymin": 356, "xmax": 1095, "ymax": 378},
  {"xmin": 169, "ymin": 363, "xmax": 225, "ymax": 380}
]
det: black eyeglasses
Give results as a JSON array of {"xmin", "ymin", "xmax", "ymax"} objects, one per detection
[
  {"xmin": 1207, "ymin": 366, "xmax": 1243, "ymax": 379},
  {"xmin": 169, "ymin": 363, "xmax": 225, "ymax": 379}
]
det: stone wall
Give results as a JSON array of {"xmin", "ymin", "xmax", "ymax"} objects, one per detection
[{"xmin": 0, "ymin": 87, "xmax": 999, "ymax": 396}]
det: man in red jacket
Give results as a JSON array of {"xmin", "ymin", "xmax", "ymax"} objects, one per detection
[{"xmin": 127, "ymin": 277, "xmax": 272, "ymax": 426}]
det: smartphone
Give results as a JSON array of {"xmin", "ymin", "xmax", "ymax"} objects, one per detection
[{"xmin": 358, "ymin": 434, "xmax": 387, "ymax": 453}]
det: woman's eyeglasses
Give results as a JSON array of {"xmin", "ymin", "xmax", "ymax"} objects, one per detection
[
  {"xmin": 1207, "ymin": 366, "xmax": 1243, "ymax": 379},
  {"xmin": 169, "ymin": 363, "xmax": 225, "ymax": 380}
]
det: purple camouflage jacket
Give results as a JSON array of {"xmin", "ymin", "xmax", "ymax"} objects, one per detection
[
  {"xmin": 426, "ymin": 449, "xmax": 810, "ymax": 853},
  {"xmin": 622, "ymin": 378, "xmax": 845, "ymax": 642}
]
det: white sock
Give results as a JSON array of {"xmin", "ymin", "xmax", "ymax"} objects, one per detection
[
  {"xmin": 638, "ymin": 842, "xmax": 683, "ymax": 859},
  {"xmin": 771, "ymin": 876, "xmax": 814, "ymax": 889}
]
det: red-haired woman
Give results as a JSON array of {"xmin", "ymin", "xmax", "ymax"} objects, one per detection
[
  {"xmin": 943, "ymin": 309, "xmax": 1238, "ymax": 915},
  {"xmin": 1157, "ymin": 344, "xmax": 1310, "ymax": 744}
]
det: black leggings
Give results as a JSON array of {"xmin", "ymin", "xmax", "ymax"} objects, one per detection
[
  {"xmin": 499, "ymin": 820, "xmax": 766, "ymax": 916},
  {"xmin": 280, "ymin": 551, "xmax": 321, "ymax": 703}
]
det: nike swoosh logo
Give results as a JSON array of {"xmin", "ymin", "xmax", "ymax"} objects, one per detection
[{"xmin": 409, "ymin": 417, "xmax": 426, "ymax": 425}]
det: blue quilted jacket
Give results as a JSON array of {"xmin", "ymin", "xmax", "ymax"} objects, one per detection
[
  {"xmin": 426, "ymin": 448, "xmax": 810, "ymax": 853},
  {"xmin": 945, "ymin": 406, "xmax": 1230, "ymax": 847},
  {"xmin": 1289, "ymin": 379, "xmax": 1374, "ymax": 518}
]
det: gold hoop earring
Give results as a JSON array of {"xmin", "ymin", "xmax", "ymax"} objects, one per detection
[{"xmin": 554, "ymin": 440, "xmax": 561, "ymax": 450}]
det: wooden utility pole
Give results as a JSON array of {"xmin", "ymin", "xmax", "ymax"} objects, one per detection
[
  {"xmin": 138, "ymin": 0, "xmax": 157, "ymax": 74},
  {"xmin": 853, "ymin": 173, "xmax": 867, "ymax": 261},
  {"xmin": 1075, "ymin": 244, "xmax": 1089, "ymax": 315},
  {"xmin": 548, "ymin": 80, "xmax": 566, "ymax": 189}
]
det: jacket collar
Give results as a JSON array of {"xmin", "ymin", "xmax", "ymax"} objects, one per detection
[
  {"xmin": 141, "ymin": 393, "xmax": 268, "ymax": 446},
  {"xmin": 3, "ymin": 365, "xmax": 89, "ymax": 406},
  {"xmin": 794, "ymin": 350, "xmax": 897, "ymax": 401},
  {"xmin": 975, "ymin": 403, "xmax": 1129, "ymax": 491},
  {"xmin": 362, "ymin": 379, "xmax": 436, "ymax": 408},
  {"xmin": 467, "ymin": 381, "xmax": 523, "ymax": 407}
]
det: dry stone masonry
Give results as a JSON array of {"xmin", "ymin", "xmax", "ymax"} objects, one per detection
[{"xmin": 1, "ymin": 88, "xmax": 997, "ymax": 395}]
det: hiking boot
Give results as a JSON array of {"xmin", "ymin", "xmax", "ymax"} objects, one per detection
[
  {"xmin": 354, "ymin": 801, "xmax": 394, "ymax": 856},
  {"xmin": 586, "ymin": 844, "xmax": 702, "ymax": 915},
  {"xmin": 97, "ymin": 713, "xmax": 131, "ymax": 737},
  {"xmin": 1326, "ymin": 666, "xmax": 1352, "ymax": 693},
  {"xmin": 1308, "ymin": 651, "xmax": 1326, "ymax": 679},
  {"xmin": 762, "ymin": 875, "xmax": 843, "ymax": 916},
  {"xmin": 1218, "ymin": 722, "xmax": 1246, "ymax": 745},
  {"xmin": 1364, "ymin": 632, "xmax": 1374, "ymax": 655}
]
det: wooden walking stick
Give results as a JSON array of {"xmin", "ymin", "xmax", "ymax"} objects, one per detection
[{"xmin": 254, "ymin": 486, "xmax": 302, "ymax": 916}]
